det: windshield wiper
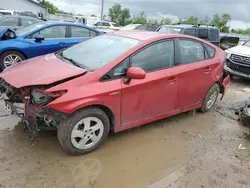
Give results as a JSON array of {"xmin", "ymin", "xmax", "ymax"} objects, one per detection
[{"xmin": 58, "ymin": 51, "xmax": 83, "ymax": 68}]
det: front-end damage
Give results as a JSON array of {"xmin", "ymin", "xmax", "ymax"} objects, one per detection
[{"xmin": 0, "ymin": 79, "xmax": 68, "ymax": 136}]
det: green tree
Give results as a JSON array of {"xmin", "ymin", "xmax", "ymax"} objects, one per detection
[
  {"xmin": 148, "ymin": 19, "xmax": 159, "ymax": 26},
  {"xmin": 211, "ymin": 13, "xmax": 231, "ymax": 32},
  {"xmin": 108, "ymin": 4, "xmax": 131, "ymax": 26},
  {"xmin": 39, "ymin": 0, "xmax": 60, "ymax": 14},
  {"xmin": 133, "ymin": 11, "xmax": 147, "ymax": 24},
  {"xmin": 159, "ymin": 18, "xmax": 172, "ymax": 25},
  {"xmin": 90, "ymin": 14, "xmax": 97, "ymax": 17},
  {"xmin": 199, "ymin": 16, "xmax": 210, "ymax": 25},
  {"xmin": 181, "ymin": 16, "xmax": 199, "ymax": 25}
]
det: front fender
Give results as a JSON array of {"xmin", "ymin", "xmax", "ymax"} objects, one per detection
[{"xmin": 48, "ymin": 97, "xmax": 104, "ymax": 114}]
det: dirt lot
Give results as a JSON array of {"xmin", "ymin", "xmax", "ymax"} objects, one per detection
[{"xmin": 0, "ymin": 77, "xmax": 249, "ymax": 188}]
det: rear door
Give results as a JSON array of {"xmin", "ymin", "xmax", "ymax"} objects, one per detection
[
  {"xmin": 25, "ymin": 25, "xmax": 68, "ymax": 57},
  {"xmin": 68, "ymin": 26, "xmax": 98, "ymax": 47},
  {"xmin": 121, "ymin": 40, "xmax": 178, "ymax": 127},
  {"xmin": 175, "ymin": 38, "xmax": 218, "ymax": 110}
]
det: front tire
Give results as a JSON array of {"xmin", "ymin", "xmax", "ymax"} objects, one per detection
[
  {"xmin": 201, "ymin": 83, "xmax": 220, "ymax": 112},
  {"xmin": 0, "ymin": 51, "xmax": 25, "ymax": 70},
  {"xmin": 57, "ymin": 107, "xmax": 110, "ymax": 155}
]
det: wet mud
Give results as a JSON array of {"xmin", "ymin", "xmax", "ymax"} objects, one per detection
[{"xmin": 0, "ymin": 76, "xmax": 249, "ymax": 188}]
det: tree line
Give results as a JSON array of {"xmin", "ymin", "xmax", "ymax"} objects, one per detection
[
  {"xmin": 107, "ymin": 4, "xmax": 250, "ymax": 35},
  {"xmin": 38, "ymin": 1, "xmax": 250, "ymax": 35}
]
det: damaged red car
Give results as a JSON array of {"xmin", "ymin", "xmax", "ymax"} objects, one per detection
[{"xmin": 0, "ymin": 31, "xmax": 230, "ymax": 155}]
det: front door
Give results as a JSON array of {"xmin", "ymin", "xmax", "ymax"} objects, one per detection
[
  {"xmin": 121, "ymin": 40, "xmax": 178, "ymax": 127},
  {"xmin": 26, "ymin": 25, "xmax": 69, "ymax": 58},
  {"xmin": 175, "ymin": 39, "xmax": 218, "ymax": 110}
]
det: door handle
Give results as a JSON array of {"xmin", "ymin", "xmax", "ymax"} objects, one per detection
[
  {"xmin": 204, "ymin": 67, "xmax": 211, "ymax": 74},
  {"xmin": 167, "ymin": 77, "xmax": 177, "ymax": 84}
]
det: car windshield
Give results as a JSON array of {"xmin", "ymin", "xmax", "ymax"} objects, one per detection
[
  {"xmin": 158, "ymin": 26, "xmax": 182, "ymax": 34},
  {"xmin": 121, "ymin": 24, "xmax": 140, "ymax": 30},
  {"xmin": 15, "ymin": 23, "xmax": 46, "ymax": 36},
  {"xmin": 244, "ymin": 39, "xmax": 250, "ymax": 47},
  {"xmin": 61, "ymin": 35, "xmax": 140, "ymax": 70}
]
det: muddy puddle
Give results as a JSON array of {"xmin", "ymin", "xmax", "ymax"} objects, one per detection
[{"xmin": 0, "ymin": 110, "xmax": 218, "ymax": 188}]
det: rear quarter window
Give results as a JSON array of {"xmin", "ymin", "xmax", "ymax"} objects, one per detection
[
  {"xmin": 208, "ymin": 29, "xmax": 219, "ymax": 41},
  {"xmin": 204, "ymin": 43, "xmax": 215, "ymax": 58},
  {"xmin": 198, "ymin": 29, "xmax": 208, "ymax": 40},
  {"xmin": 183, "ymin": 29, "xmax": 196, "ymax": 37}
]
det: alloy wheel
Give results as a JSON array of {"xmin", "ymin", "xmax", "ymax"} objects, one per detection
[
  {"xmin": 3, "ymin": 54, "xmax": 23, "ymax": 68},
  {"xmin": 71, "ymin": 117, "xmax": 104, "ymax": 150}
]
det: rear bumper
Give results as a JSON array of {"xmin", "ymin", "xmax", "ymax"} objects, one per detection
[{"xmin": 224, "ymin": 64, "xmax": 250, "ymax": 79}]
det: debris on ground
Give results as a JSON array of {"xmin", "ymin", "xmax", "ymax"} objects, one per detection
[
  {"xmin": 214, "ymin": 100, "xmax": 250, "ymax": 128},
  {"xmin": 238, "ymin": 144, "xmax": 246, "ymax": 150}
]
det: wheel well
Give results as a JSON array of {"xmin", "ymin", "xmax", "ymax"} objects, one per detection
[
  {"xmin": 0, "ymin": 49, "xmax": 27, "ymax": 59},
  {"xmin": 81, "ymin": 105, "xmax": 115, "ymax": 132}
]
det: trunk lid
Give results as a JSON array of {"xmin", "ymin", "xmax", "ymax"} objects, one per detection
[{"xmin": 1, "ymin": 54, "xmax": 87, "ymax": 88}]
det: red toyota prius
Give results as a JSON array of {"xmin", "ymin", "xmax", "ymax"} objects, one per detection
[{"xmin": 0, "ymin": 31, "xmax": 230, "ymax": 155}]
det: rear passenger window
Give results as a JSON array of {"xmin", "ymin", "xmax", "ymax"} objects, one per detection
[
  {"xmin": 198, "ymin": 29, "xmax": 208, "ymax": 40},
  {"xmin": 208, "ymin": 29, "xmax": 219, "ymax": 41},
  {"xmin": 204, "ymin": 43, "xmax": 215, "ymax": 58},
  {"xmin": 179, "ymin": 39, "xmax": 205, "ymax": 64},
  {"xmin": 131, "ymin": 40, "xmax": 174, "ymax": 72},
  {"xmin": 71, "ymin": 26, "xmax": 90, "ymax": 37},
  {"xmin": 184, "ymin": 29, "xmax": 196, "ymax": 37}
]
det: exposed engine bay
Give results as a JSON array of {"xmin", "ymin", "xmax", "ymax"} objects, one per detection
[
  {"xmin": 0, "ymin": 79, "xmax": 68, "ymax": 137},
  {"xmin": 0, "ymin": 28, "xmax": 16, "ymax": 41}
]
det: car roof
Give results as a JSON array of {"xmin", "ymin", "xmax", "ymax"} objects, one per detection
[
  {"xmin": 110, "ymin": 30, "xmax": 179, "ymax": 41},
  {"xmin": 161, "ymin": 24, "xmax": 218, "ymax": 29},
  {"xmin": 44, "ymin": 21, "xmax": 99, "ymax": 30}
]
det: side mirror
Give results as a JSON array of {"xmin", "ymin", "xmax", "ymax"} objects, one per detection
[
  {"xmin": 34, "ymin": 35, "xmax": 45, "ymax": 43},
  {"xmin": 126, "ymin": 67, "xmax": 146, "ymax": 80}
]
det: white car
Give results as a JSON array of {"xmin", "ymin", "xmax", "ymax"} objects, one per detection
[
  {"xmin": 93, "ymin": 21, "xmax": 120, "ymax": 30},
  {"xmin": 225, "ymin": 39, "xmax": 250, "ymax": 78}
]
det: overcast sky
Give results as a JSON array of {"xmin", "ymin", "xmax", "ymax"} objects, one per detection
[{"xmin": 49, "ymin": 0, "xmax": 250, "ymax": 29}]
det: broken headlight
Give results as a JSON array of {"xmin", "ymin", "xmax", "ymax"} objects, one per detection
[{"xmin": 31, "ymin": 89, "xmax": 54, "ymax": 106}]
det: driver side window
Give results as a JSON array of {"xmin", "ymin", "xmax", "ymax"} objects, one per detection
[{"xmin": 29, "ymin": 26, "xmax": 67, "ymax": 39}]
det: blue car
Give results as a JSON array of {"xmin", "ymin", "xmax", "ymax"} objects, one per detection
[{"xmin": 0, "ymin": 22, "xmax": 102, "ymax": 69}]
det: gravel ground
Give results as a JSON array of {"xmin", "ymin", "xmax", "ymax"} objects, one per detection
[{"xmin": 0, "ymin": 77, "xmax": 249, "ymax": 188}]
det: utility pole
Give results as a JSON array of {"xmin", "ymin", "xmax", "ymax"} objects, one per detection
[{"xmin": 101, "ymin": 0, "xmax": 104, "ymax": 20}]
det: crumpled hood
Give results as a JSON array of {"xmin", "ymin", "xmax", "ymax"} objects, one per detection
[
  {"xmin": 1, "ymin": 54, "xmax": 87, "ymax": 88},
  {"xmin": 0, "ymin": 27, "xmax": 15, "ymax": 38},
  {"xmin": 226, "ymin": 45, "xmax": 250, "ymax": 57}
]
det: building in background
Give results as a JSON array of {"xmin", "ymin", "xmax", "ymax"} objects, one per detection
[{"xmin": 1, "ymin": 0, "xmax": 48, "ymax": 19}]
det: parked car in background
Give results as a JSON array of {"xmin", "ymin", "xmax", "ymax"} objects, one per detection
[
  {"xmin": 224, "ymin": 39, "xmax": 250, "ymax": 78},
  {"xmin": 0, "ymin": 15, "xmax": 43, "ymax": 30},
  {"xmin": 0, "ymin": 9, "xmax": 16, "ymax": 16},
  {"xmin": 93, "ymin": 21, "xmax": 120, "ymax": 31},
  {"xmin": 157, "ymin": 24, "xmax": 220, "ymax": 46},
  {"xmin": 220, "ymin": 33, "xmax": 240, "ymax": 50},
  {"xmin": 16, "ymin": 11, "xmax": 38, "ymax": 18},
  {"xmin": 0, "ymin": 22, "xmax": 102, "ymax": 69},
  {"xmin": 121, "ymin": 24, "xmax": 159, "ymax": 31},
  {"xmin": 0, "ymin": 31, "xmax": 230, "ymax": 155}
]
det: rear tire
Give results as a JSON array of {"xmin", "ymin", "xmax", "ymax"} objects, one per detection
[
  {"xmin": 57, "ymin": 107, "xmax": 110, "ymax": 155},
  {"xmin": 0, "ymin": 51, "xmax": 25, "ymax": 70},
  {"xmin": 201, "ymin": 83, "xmax": 220, "ymax": 112}
]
